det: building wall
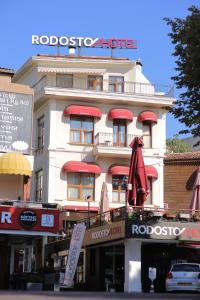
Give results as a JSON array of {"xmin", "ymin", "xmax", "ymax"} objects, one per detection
[
  {"xmin": 164, "ymin": 161, "xmax": 199, "ymax": 210},
  {"xmin": 13, "ymin": 55, "xmax": 174, "ymax": 208}
]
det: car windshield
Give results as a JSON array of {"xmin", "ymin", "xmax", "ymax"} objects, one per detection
[{"xmin": 172, "ymin": 264, "xmax": 200, "ymax": 272}]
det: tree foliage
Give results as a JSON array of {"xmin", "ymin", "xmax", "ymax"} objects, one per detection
[
  {"xmin": 164, "ymin": 6, "xmax": 200, "ymax": 145},
  {"xmin": 166, "ymin": 134, "xmax": 192, "ymax": 153}
]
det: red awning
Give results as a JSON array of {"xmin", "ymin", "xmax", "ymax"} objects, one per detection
[
  {"xmin": 64, "ymin": 105, "xmax": 102, "ymax": 118},
  {"xmin": 108, "ymin": 109, "xmax": 133, "ymax": 121},
  {"xmin": 179, "ymin": 243, "xmax": 200, "ymax": 249},
  {"xmin": 108, "ymin": 165, "xmax": 129, "ymax": 176},
  {"xmin": 138, "ymin": 111, "xmax": 157, "ymax": 123},
  {"xmin": 62, "ymin": 161, "xmax": 101, "ymax": 174},
  {"xmin": 145, "ymin": 165, "xmax": 158, "ymax": 179}
]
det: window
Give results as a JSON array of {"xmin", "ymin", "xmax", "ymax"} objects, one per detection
[
  {"xmin": 68, "ymin": 172, "xmax": 95, "ymax": 201},
  {"xmin": 112, "ymin": 175, "xmax": 128, "ymax": 203},
  {"xmin": 88, "ymin": 75, "xmax": 103, "ymax": 91},
  {"xmin": 75, "ymin": 252, "xmax": 84, "ymax": 283},
  {"xmin": 35, "ymin": 169, "xmax": 43, "ymax": 202},
  {"xmin": 70, "ymin": 116, "xmax": 94, "ymax": 144},
  {"xmin": 56, "ymin": 74, "xmax": 73, "ymax": 88},
  {"xmin": 109, "ymin": 76, "xmax": 124, "ymax": 93},
  {"xmin": 113, "ymin": 119, "xmax": 127, "ymax": 147},
  {"xmin": 145, "ymin": 178, "xmax": 152, "ymax": 205},
  {"xmin": 142, "ymin": 121, "xmax": 152, "ymax": 148},
  {"xmin": 37, "ymin": 115, "xmax": 44, "ymax": 152}
]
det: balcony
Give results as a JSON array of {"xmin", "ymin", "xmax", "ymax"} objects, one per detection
[
  {"xmin": 93, "ymin": 132, "xmax": 133, "ymax": 157},
  {"xmin": 33, "ymin": 75, "xmax": 174, "ymax": 104},
  {"xmin": 93, "ymin": 132, "xmax": 161, "ymax": 157}
]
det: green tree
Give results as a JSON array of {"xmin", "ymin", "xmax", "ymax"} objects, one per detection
[
  {"xmin": 164, "ymin": 6, "xmax": 200, "ymax": 146},
  {"xmin": 166, "ymin": 134, "xmax": 192, "ymax": 153}
]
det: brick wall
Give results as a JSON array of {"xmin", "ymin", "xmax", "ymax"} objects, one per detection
[{"xmin": 164, "ymin": 162, "xmax": 199, "ymax": 210}]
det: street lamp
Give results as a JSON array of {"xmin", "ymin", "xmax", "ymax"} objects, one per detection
[{"xmin": 86, "ymin": 195, "xmax": 92, "ymax": 227}]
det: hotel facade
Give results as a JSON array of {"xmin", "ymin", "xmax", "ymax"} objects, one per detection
[{"xmin": 12, "ymin": 53, "xmax": 176, "ymax": 292}]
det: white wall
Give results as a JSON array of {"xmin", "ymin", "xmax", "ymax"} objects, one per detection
[{"xmin": 124, "ymin": 239, "xmax": 142, "ymax": 292}]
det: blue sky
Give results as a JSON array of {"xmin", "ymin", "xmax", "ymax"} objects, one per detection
[{"xmin": 1, "ymin": 0, "xmax": 199, "ymax": 138}]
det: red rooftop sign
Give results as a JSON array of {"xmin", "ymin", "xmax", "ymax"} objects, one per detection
[{"xmin": 32, "ymin": 35, "xmax": 137, "ymax": 49}]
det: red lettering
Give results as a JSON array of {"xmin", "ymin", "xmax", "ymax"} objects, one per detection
[
  {"xmin": 126, "ymin": 39, "xmax": 137, "ymax": 49},
  {"xmin": 93, "ymin": 38, "xmax": 112, "ymax": 48}
]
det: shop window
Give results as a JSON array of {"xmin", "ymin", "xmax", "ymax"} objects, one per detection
[
  {"xmin": 113, "ymin": 119, "xmax": 127, "ymax": 147},
  {"xmin": 145, "ymin": 178, "xmax": 153, "ymax": 205},
  {"xmin": 35, "ymin": 169, "xmax": 43, "ymax": 202},
  {"xmin": 37, "ymin": 115, "xmax": 44, "ymax": 152},
  {"xmin": 109, "ymin": 76, "xmax": 124, "ymax": 93},
  {"xmin": 70, "ymin": 115, "xmax": 94, "ymax": 144},
  {"xmin": 68, "ymin": 172, "xmax": 94, "ymax": 201},
  {"xmin": 142, "ymin": 121, "xmax": 152, "ymax": 148},
  {"xmin": 112, "ymin": 175, "xmax": 128, "ymax": 204},
  {"xmin": 56, "ymin": 74, "xmax": 73, "ymax": 88},
  {"xmin": 88, "ymin": 75, "xmax": 103, "ymax": 91}
]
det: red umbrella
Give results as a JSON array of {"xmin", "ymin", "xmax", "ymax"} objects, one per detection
[
  {"xmin": 127, "ymin": 137, "xmax": 149, "ymax": 206},
  {"xmin": 189, "ymin": 167, "xmax": 200, "ymax": 213}
]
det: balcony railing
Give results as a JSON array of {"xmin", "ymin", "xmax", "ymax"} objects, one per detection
[
  {"xmin": 33, "ymin": 75, "xmax": 174, "ymax": 98},
  {"xmin": 95, "ymin": 132, "xmax": 135, "ymax": 148},
  {"xmin": 59, "ymin": 206, "xmax": 200, "ymax": 239}
]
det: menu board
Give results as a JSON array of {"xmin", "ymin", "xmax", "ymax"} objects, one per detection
[{"xmin": 0, "ymin": 91, "xmax": 33, "ymax": 154}]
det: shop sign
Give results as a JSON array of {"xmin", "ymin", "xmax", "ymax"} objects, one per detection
[
  {"xmin": 32, "ymin": 35, "xmax": 137, "ymax": 49},
  {"xmin": 19, "ymin": 210, "xmax": 37, "ymax": 228},
  {"xmin": 0, "ymin": 206, "xmax": 59, "ymax": 233},
  {"xmin": 126, "ymin": 220, "xmax": 200, "ymax": 242},
  {"xmin": 0, "ymin": 91, "xmax": 33, "ymax": 154},
  {"xmin": 83, "ymin": 220, "xmax": 125, "ymax": 246}
]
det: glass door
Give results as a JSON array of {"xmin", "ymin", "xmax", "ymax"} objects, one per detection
[
  {"xmin": 10, "ymin": 245, "xmax": 33, "ymax": 274},
  {"xmin": 113, "ymin": 119, "xmax": 126, "ymax": 147}
]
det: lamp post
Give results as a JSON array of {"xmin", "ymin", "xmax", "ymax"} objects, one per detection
[{"xmin": 86, "ymin": 195, "xmax": 91, "ymax": 227}]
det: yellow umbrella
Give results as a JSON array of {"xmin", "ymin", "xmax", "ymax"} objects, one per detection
[{"xmin": 0, "ymin": 152, "xmax": 32, "ymax": 176}]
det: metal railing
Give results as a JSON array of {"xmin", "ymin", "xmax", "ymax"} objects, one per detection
[
  {"xmin": 60, "ymin": 206, "xmax": 200, "ymax": 238},
  {"xmin": 33, "ymin": 75, "xmax": 174, "ymax": 98},
  {"xmin": 94, "ymin": 132, "xmax": 135, "ymax": 147}
]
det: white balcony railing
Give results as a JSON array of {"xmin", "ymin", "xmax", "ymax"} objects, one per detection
[{"xmin": 32, "ymin": 75, "xmax": 174, "ymax": 99}]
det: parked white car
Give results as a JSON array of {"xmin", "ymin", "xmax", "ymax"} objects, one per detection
[{"xmin": 166, "ymin": 263, "xmax": 200, "ymax": 292}]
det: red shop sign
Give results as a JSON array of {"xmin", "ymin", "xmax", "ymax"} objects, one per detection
[{"xmin": 0, "ymin": 206, "xmax": 59, "ymax": 233}]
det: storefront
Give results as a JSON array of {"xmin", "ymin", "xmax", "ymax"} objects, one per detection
[
  {"xmin": 125, "ymin": 218, "xmax": 200, "ymax": 292},
  {"xmin": 0, "ymin": 205, "xmax": 59, "ymax": 289}
]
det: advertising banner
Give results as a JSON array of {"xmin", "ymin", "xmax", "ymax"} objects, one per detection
[
  {"xmin": 63, "ymin": 222, "xmax": 86, "ymax": 287},
  {"xmin": 0, "ymin": 91, "xmax": 33, "ymax": 154}
]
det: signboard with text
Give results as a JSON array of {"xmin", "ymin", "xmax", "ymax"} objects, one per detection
[
  {"xmin": 0, "ymin": 91, "xmax": 33, "ymax": 154},
  {"xmin": 0, "ymin": 206, "xmax": 59, "ymax": 233},
  {"xmin": 32, "ymin": 35, "xmax": 137, "ymax": 49},
  {"xmin": 83, "ymin": 220, "xmax": 125, "ymax": 246},
  {"xmin": 126, "ymin": 220, "xmax": 200, "ymax": 242}
]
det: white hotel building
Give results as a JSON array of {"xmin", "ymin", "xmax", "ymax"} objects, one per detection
[
  {"xmin": 13, "ymin": 54, "xmax": 174, "ymax": 212},
  {"xmin": 12, "ymin": 54, "xmax": 175, "ymax": 292}
]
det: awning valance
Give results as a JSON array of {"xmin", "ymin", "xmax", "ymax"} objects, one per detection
[
  {"xmin": 108, "ymin": 165, "xmax": 129, "ymax": 176},
  {"xmin": 64, "ymin": 105, "xmax": 102, "ymax": 118},
  {"xmin": 0, "ymin": 152, "xmax": 32, "ymax": 176},
  {"xmin": 138, "ymin": 111, "xmax": 157, "ymax": 123},
  {"xmin": 145, "ymin": 165, "xmax": 158, "ymax": 179},
  {"xmin": 108, "ymin": 108, "xmax": 133, "ymax": 121},
  {"xmin": 38, "ymin": 67, "xmax": 106, "ymax": 75},
  {"xmin": 62, "ymin": 161, "xmax": 101, "ymax": 175}
]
